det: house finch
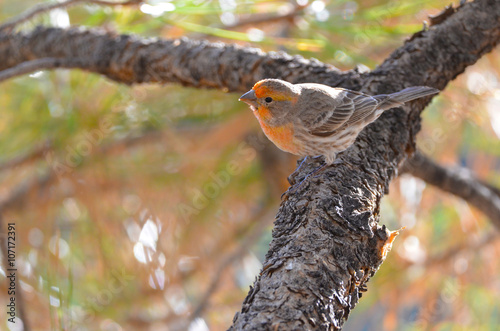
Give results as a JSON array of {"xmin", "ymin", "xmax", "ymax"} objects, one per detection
[{"xmin": 239, "ymin": 79, "xmax": 438, "ymax": 165}]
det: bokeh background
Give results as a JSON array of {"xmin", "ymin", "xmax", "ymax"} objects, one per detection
[{"xmin": 1, "ymin": 0, "xmax": 499, "ymax": 330}]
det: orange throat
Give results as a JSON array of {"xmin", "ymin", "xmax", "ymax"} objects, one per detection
[{"xmin": 253, "ymin": 106, "xmax": 300, "ymax": 155}]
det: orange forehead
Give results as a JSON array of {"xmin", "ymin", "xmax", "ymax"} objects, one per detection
[
  {"xmin": 253, "ymin": 85, "xmax": 273, "ymax": 98},
  {"xmin": 252, "ymin": 80, "xmax": 295, "ymax": 102},
  {"xmin": 252, "ymin": 80, "xmax": 267, "ymax": 91}
]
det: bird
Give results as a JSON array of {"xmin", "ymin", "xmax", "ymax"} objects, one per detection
[{"xmin": 239, "ymin": 79, "xmax": 439, "ymax": 167}]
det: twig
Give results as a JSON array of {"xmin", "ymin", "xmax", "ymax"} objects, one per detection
[
  {"xmin": 0, "ymin": 141, "xmax": 51, "ymax": 172},
  {"xmin": 225, "ymin": 5, "xmax": 306, "ymax": 30},
  {"xmin": 0, "ymin": 58, "xmax": 87, "ymax": 83},
  {"xmin": 99, "ymin": 131, "xmax": 163, "ymax": 154},
  {"xmin": 425, "ymin": 232, "xmax": 497, "ymax": 268},
  {"xmin": 0, "ymin": 0, "xmax": 143, "ymax": 32},
  {"xmin": 0, "ymin": 131, "xmax": 163, "ymax": 211},
  {"xmin": 0, "ymin": 170, "xmax": 54, "ymax": 211},
  {"xmin": 188, "ymin": 207, "xmax": 275, "ymax": 322},
  {"xmin": 401, "ymin": 151, "xmax": 500, "ymax": 230}
]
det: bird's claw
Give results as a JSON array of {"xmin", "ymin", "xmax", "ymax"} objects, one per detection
[
  {"xmin": 282, "ymin": 174, "xmax": 312, "ymax": 199},
  {"xmin": 281, "ymin": 189, "xmax": 290, "ymax": 200},
  {"xmin": 281, "ymin": 183, "xmax": 300, "ymax": 200},
  {"xmin": 288, "ymin": 156, "xmax": 309, "ymax": 185}
]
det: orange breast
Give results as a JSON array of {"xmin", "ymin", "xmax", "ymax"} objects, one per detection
[{"xmin": 254, "ymin": 106, "xmax": 301, "ymax": 154}]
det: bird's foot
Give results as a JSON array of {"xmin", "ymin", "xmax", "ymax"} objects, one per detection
[
  {"xmin": 282, "ymin": 162, "xmax": 328, "ymax": 199},
  {"xmin": 282, "ymin": 175, "xmax": 310, "ymax": 199},
  {"xmin": 312, "ymin": 158, "xmax": 340, "ymax": 179},
  {"xmin": 287, "ymin": 156, "xmax": 324, "ymax": 185},
  {"xmin": 287, "ymin": 156, "xmax": 308, "ymax": 185}
]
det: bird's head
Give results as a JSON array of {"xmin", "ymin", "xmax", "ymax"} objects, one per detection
[{"xmin": 239, "ymin": 79, "xmax": 299, "ymax": 122}]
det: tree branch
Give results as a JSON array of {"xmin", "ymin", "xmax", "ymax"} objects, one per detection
[
  {"xmin": 401, "ymin": 151, "xmax": 500, "ymax": 230},
  {"xmin": 0, "ymin": 26, "xmax": 362, "ymax": 91},
  {"xmin": 425, "ymin": 232, "xmax": 497, "ymax": 269},
  {"xmin": 0, "ymin": 0, "xmax": 142, "ymax": 32},
  {"xmin": 0, "ymin": 170, "xmax": 54, "ymax": 211},
  {"xmin": 0, "ymin": 140, "xmax": 50, "ymax": 171},
  {"xmin": 224, "ymin": 5, "xmax": 306, "ymax": 30},
  {"xmin": 189, "ymin": 207, "xmax": 273, "ymax": 324},
  {"xmin": 0, "ymin": 131, "xmax": 162, "ymax": 211},
  {"xmin": 0, "ymin": 58, "xmax": 89, "ymax": 82}
]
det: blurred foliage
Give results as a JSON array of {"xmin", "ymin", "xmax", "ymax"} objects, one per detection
[{"xmin": 0, "ymin": 0, "xmax": 499, "ymax": 330}]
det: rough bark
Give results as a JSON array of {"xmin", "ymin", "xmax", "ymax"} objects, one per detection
[
  {"xmin": 0, "ymin": 0, "xmax": 499, "ymax": 330},
  {"xmin": 0, "ymin": 26, "xmax": 363, "ymax": 90}
]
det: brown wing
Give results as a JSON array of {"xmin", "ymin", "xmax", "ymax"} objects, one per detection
[{"xmin": 306, "ymin": 90, "xmax": 379, "ymax": 137}]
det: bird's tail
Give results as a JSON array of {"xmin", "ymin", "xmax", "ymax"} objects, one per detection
[{"xmin": 375, "ymin": 86, "xmax": 439, "ymax": 111}]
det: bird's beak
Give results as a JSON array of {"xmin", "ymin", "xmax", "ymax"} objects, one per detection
[{"xmin": 239, "ymin": 90, "xmax": 258, "ymax": 108}]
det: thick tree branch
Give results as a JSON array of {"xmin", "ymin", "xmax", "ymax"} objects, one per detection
[
  {"xmin": 402, "ymin": 151, "xmax": 500, "ymax": 230},
  {"xmin": 0, "ymin": 27, "xmax": 362, "ymax": 91}
]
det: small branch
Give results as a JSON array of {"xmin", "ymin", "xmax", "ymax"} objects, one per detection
[
  {"xmin": 0, "ymin": 58, "xmax": 87, "ymax": 83},
  {"xmin": 0, "ymin": 170, "xmax": 54, "ymax": 211},
  {"xmin": 190, "ymin": 245, "xmax": 248, "ymax": 321},
  {"xmin": 401, "ymin": 151, "xmax": 500, "ymax": 230},
  {"xmin": 0, "ymin": 141, "xmax": 51, "ymax": 172},
  {"xmin": 225, "ymin": 5, "xmax": 306, "ymax": 29},
  {"xmin": 0, "ymin": 131, "xmax": 161, "ymax": 211},
  {"xmin": 189, "ymin": 207, "xmax": 274, "ymax": 323},
  {"xmin": 425, "ymin": 232, "xmax": 497, "ymax": 269},
  {"xmin": 0, "ymin": 0, "xmax": 142, "ymax": 32},
  {"xmin": 98, "ymin": 131, "xmax": 164, "ymax": 154}
]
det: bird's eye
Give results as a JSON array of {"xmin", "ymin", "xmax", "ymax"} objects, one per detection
[{"xmin": 265, "ymin": 97, "xmax": 273, "ymax": 103}]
